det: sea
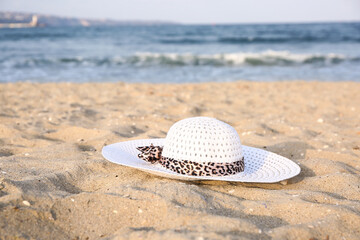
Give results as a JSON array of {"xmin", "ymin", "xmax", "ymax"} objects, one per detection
[{"xmin": 1, "ymin": 22, "xmax": 360, "ymax": 83}]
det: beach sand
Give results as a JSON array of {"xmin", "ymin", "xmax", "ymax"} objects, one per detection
[{"xmin": 0, "ymin": 81, "xmax": 359, "ymax": 240}]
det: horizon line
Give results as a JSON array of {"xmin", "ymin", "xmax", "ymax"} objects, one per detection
[{"xmin": 1, "ymin": 10, "xmax": 360, "ymax": 26}]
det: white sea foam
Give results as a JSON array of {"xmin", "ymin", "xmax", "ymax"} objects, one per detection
[
  {"xmin": 130, "ymin": 50, "xmax": 349, "ymax": 66},
  {"xmin": 2, "ymin": 51, "xmax": 355, "ymax": 69}
]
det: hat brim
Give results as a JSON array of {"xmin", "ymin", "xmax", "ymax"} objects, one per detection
[{"xmin": 102, "ymin": 139, "xmax": 301, "ymax": 183}]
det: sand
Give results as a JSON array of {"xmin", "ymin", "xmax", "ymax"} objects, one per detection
[{"xmin": 0, "ymin": 81, "xmax": 359, "ymax": 240}]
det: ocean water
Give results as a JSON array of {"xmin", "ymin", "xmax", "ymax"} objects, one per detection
[{"xmin": 0, "ymin": 22, "xmax": 359, "ymax": 83}]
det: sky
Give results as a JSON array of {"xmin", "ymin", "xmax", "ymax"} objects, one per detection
[{"xmin": 1, "ymin": 0, "xmax": 360, "ymax": 24}]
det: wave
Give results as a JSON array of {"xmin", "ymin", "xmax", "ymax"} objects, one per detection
[
  {"xmin": 158, "ymin": 36, "xmax": 360, "ymax": 45},
  {"xmin": 218, "ymin": 36, "xmax": 313, "ymax": 44},
  {"xmin": 129, "ymin": 51, "xmax": 360, "ymax": 66},
  {"xmin": 0, "ymin": 32, "xmax": 71, "ymax": 41},
  {"xmin": 3, "ymin": 34, "xmax": 360, "ymax": 44},
  {"xmin": 218, "ymin": 36, "xmax": 360, "ymax": 44},
  {"xmin": 159, "ymin": 38, "xmax": 209, "ymax": 44},
  {"xmin": 5, "ymin": 51, "xmax": 360, "ymax": 68}
]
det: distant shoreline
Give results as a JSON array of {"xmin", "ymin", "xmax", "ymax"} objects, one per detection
[
  {"xmin": 1, "ymin": 11, "xmax": 360, "ymax": 28},
  {"xmin": 0, "ymin": 11, "xmax": 178, "ymax": 28}
]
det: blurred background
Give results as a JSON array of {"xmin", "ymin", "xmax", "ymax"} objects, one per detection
[{"xmin": 1, "ymin": 0, "xmax": 360, "ymax": 83}]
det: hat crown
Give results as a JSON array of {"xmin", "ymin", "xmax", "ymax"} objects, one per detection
[{"xmin": 162, "ymin": 117, "xmax": 243, "ymax": 163}]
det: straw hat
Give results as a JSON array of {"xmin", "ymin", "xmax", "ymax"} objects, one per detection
[{"xmin": 102, "ymin": 117, "xmax": 300, "ymax": 182}]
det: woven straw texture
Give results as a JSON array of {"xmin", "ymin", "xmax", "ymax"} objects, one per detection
[
  {"xmin": 102, "ymin": 138, "xmax": 301, "ymax": 183},
  {"xmin": 162, "ymin": 117, "xmax": 243, "ymax": 163}
]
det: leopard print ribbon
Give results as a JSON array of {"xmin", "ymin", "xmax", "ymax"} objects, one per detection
[{"xmin": 137, "ymin": 144, "xmax": 244, "ymax": 177}]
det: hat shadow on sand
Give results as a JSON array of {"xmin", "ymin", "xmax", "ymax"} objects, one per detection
[
  {"xmin": 188, "ymin": 141, "xmax": 315, "ymax": 186},
  {"xmin": 266, "ymin": 141, "xmax": 315, "ymax": 180},
  {"xmin": 245, "ymin": 141, "xmax": 315, "ymax": 185}
]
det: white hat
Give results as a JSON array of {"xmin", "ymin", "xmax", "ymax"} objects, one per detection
[{"xmin": 102, "ymin": 117, "xmax": 300, "ymax": 182}]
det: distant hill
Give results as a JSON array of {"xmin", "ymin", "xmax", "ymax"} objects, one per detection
[{"xmin": 0, "ymin": 11, "xmax": 178, "ymax": 27}]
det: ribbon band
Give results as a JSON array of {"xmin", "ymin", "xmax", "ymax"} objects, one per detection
[{"xmin": 137, "ymin": 144, "xmax": 244, "ymax": 177}]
